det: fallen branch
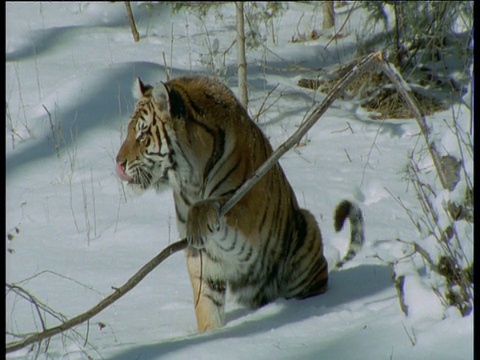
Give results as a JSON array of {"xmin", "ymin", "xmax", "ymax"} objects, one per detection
[
  {"xmin": 11, "ymin": 51, "xmax": 442, "ymax": 354},
  {"xmin": 6, "ymin": 240, "xmax": 186, "ymax": 354},
  {"xmin": 376, "ymin": 60, "xmax": 449, "ymax": 189}
]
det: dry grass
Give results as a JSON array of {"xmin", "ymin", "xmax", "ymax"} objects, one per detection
[
  {"xmin": 361, "ymin": 87, "xmax": 446, "ymax": 120},
  {"xmin": 297, "ymin": 62, "xmax": 447, "ymax": 120}
]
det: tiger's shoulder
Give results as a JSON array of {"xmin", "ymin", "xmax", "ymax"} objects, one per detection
[
  {"xmin": 164, "ymin": 75, "xmax": 268, "ymax": 155},
  {"xmin": 166, "ymin": 76, "xmax": 246, "ymax": 118}
]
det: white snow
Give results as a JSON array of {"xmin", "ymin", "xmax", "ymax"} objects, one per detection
[{"xmin": 6, "ymin": 2, "xmax": 473, "ymax": 359}]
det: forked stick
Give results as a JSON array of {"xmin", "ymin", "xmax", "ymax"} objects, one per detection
[{"xmin": 10, "ymin": 51, "xmax": 444, "ymax": 354}]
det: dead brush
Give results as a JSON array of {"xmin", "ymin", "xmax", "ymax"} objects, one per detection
[
  {"xmin": 361, "ymin": 87, "xmax": 446, "ymax": 120},
  {"xmin": 393, "ymin": 152, "xmax": 474, "ymax": 317}
]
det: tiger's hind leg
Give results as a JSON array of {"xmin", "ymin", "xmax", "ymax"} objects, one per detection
[
  {"xmin": 186, "ymin": 248, "xmax": 226, "ymax": 332},
  {"xmin": 284, "ymin": 209, "xmax": 329, "ymax": 300}
]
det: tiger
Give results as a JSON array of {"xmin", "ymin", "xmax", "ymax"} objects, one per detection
[{"xmin": 115, "ymin": 75, "xmax": 365, "ymax": 332}]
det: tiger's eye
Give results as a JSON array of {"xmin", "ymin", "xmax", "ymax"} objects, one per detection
[{"xmin": 138, "ymin": 133, "xmax": 147, "ymax": 142}]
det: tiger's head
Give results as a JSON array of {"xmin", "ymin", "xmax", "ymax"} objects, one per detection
[{"xmin": 116, "ymin": 78, "xmax": 176, "ymax": 191}]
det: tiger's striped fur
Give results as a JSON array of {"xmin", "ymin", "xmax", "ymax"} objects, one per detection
[{"xmin": 116, "ymin": 76, "xmax": 365, "ymax": 332}]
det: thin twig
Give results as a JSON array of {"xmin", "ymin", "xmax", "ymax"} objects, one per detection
[
  {"xmin": 7, "ymin": 283, "xmax": 68, "ymax": 324},
  {"xmin": 42, "ymin": 104, "xmax": 60, "ymax": 158},
  {"xmin": 162, "ymin": 51, "xmax": 170, "ymax": 82},
  {"xmin": 252, "ymin": 83, "xmax": 280, "ymax": 123},
  {"xmin": 361, "ymin": 121, "xmax": 383, "ymax": 187}
]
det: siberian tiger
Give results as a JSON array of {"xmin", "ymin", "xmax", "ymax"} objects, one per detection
[{"xmin": 116, "ymin": 75, "xmax": 364, "ymax": 332}]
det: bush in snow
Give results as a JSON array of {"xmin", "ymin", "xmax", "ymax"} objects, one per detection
[{"xmin": 392, "ymin": 99, "xmax": 473, "ymax": 317}]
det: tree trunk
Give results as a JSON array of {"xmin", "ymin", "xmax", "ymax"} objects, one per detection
[
  {"xmin": 236, "ymin": 2, "xmax": 248, "ymax": 110},
  {"xmin": 323, "ymin": 1, "xmax": 335, "ymax": 30}
]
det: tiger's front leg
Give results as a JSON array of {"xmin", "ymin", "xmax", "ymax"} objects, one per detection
[
  {"xmin": 186, "ymin": 199, "xmax": 224, "ymax": 250},
  {"xmin": 186, "ymin": 199, "xmax": 228, "ymax": 332}
]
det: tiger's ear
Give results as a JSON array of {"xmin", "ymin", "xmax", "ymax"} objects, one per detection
[
  {"xmin": 133, "ymin": 78, "xmax": 152, "ymax": 100},
  {"xmin": 152, "ymin": 82, "xmax": 171, "ymax": 113}
]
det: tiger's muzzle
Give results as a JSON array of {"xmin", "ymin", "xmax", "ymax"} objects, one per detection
[{"xmin": 115, "ymin": 161, "xmax": 133, "ymax": 183}]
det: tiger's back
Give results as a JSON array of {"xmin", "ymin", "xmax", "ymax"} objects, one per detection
[
  {"xmin": 161, "ymin": 76, "xmax": 329, "ymax": 307},
  {"xmin": 116, "ymin": 75, "xmax": 364, "ymax": 332}
]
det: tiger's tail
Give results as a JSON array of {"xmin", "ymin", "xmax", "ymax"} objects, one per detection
[{"xmin": 333, "ymin": 200, "xmax": 365, "ymax": 268}]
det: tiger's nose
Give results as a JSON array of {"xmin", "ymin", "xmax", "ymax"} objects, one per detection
[{"xmin": 115, "ymin": 161, "xmax": 132, "ymax": 182}]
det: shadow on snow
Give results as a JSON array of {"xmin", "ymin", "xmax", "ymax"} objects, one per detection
[
  {"xmin": 5, "ymin": 61, "xmax": 187, "ymax": 177},
  {"xmin": 108, "ymin": 264, "xmax": 392, "ymax": 359}
]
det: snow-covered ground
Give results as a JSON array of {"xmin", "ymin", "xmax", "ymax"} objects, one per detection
[{"xmin": 6, "ymin": 2, "xmax": 473, "ymax": 359}]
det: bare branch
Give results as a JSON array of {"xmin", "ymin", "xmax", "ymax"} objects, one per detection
[
  {"xmin": 7, "ymin": 284, "xmax": 68, "ymax": 325},
  {"xmin": 375, "ymin": 60, "xmax": 449, "ymax": 189},
  {"xmin": 252, "ymin": 83, "xmax": 280, "ymax": 122},
  {"xmin": 221, "ymin": 52, "xmax": 380, "ymax": 217},
  {"xmin": 6, "ymin": 239, "xmax": 186, "ymax": 354}
]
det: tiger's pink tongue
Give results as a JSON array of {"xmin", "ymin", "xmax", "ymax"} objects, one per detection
[{"xmin": 116, "ymin": 163, "xmax": 133, "ymax": 182}]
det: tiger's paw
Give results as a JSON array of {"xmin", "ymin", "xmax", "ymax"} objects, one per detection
[{"xmin": 187, "ymin": 200, "xmax": 223, "ymax": 249}]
